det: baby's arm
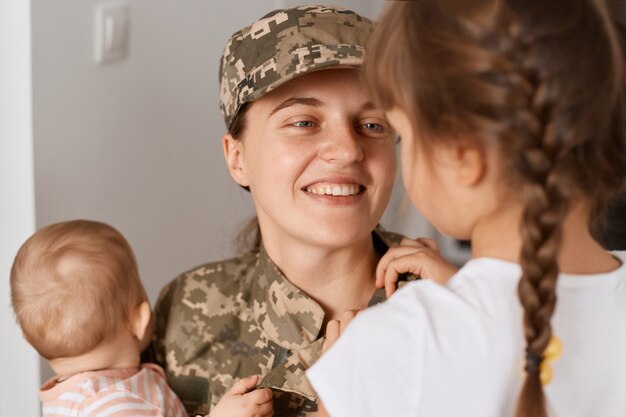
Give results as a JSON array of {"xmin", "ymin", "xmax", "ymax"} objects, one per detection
[
  {"xmin": 376, "ymin": 237, "xmax": 459, "ymax": 297},
  {"xmin": 209, "ymin": 375, "xmax": 273, "ymax": 417}
]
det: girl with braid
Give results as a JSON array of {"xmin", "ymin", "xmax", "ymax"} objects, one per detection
[{"xmin": 307, "ymin": 0, "xmax": 626, "ymax": 416}]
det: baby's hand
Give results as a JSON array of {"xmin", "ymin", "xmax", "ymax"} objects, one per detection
[
  {"xmin": 210, "ymin": 375, "xmax": 273, "ymax": 417},
  {"xmin": 376, "ymin": 237, "xmax": 459, "ymax": 298}
]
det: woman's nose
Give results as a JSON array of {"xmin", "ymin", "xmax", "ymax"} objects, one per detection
[{"xmin": 317, "ymin": 124, "xmax": 364, "ymax": 165}]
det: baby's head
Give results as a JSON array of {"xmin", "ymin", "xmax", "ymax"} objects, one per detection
[{"xmin": 10, "ymin": 220, "xmax": 150, "ymax": 361}]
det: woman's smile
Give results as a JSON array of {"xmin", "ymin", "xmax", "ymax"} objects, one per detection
[{"xmin": 304, "ymin": 183, "xmax": 363, "ymax": 197}]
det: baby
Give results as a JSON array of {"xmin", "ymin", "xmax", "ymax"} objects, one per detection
[{"xmin": 10, "ymin": 220, "xmax": 272, "ymax": 417}]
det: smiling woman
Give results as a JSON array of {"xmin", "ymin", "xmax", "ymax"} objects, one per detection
[
  {"xmin": 225, "ymin": 69, "xmax": 397, "ymax": 255},
  {"xmin": 146, "ymin": 5, "xmax": 417, "ymax": 417}
]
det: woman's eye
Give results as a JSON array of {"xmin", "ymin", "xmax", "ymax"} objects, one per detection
[
  {"xmin": 362, "ymin": 122, "xmax": 384, "ymax": 132},
  {"xmin": 292, "ymin": 120, "xmax": 316, "ymax": 128},
  {"xmin": 359, "ymin": 120, "xmax": 392, "ymax": 139}
]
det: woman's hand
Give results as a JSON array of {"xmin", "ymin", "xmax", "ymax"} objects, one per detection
[
  {"xmin": 209, "ymin": 375, "xmax": 273, "ymax": 417},
  {"xmin": 376, "ymin": 237, "xmax": 459, "ymax": 298}
]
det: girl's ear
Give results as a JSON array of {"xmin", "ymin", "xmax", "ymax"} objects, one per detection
[
  {"xmin": 130, "ymin": 301, "xmax": 153, "ymax": 352},
  {"xmin": 222, "ymin": 133, "xmax": 250, "ymax": 187},
  {"xmin": 453, "ymin": 143, "xmax": 486, "ymax": 187}
]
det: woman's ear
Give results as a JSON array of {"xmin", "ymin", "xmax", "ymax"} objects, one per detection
[
  {"xmin": 223, "ymin": 133, "xmax": 250, "ymax": 187},
  {"xmin": 130, "ymin": 301, "xmax": 153, "ymax": 352}
]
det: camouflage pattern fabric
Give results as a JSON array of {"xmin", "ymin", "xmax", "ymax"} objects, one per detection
[
  {"xmin": 149, "ymin": 226, "xmax": 417, "ymax": 417},
  {"xmin": 219, "ymin": 5, "xmax": 374, "ymax": 129}
]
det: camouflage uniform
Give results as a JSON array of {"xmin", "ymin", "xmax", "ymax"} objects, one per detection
[{"xmin": 151, "ymin": 227, "xmax": 415, "ymax": 417}]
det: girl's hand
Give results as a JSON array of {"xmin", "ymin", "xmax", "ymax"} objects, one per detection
[
  {"xmin": 322, "ymin": 310, "xmax": 359, "ymax": 353},
  {"xmin": 376, "ymin": 237, "xmax": 459, "ymax": 298}
]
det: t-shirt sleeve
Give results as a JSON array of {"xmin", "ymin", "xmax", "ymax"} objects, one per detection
[{"xmin": 307, "ymin": 290, "xmax": 427, "ymax": 417}]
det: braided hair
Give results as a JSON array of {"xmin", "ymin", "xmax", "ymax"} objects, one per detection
[{"xmin": 365, "ymin": 0, "xmax": 626, "ymax": 415}]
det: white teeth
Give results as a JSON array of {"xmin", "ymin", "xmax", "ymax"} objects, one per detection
[{"xmin": 306, "ymin": 183, "xmax": 360, "ymax": 196}]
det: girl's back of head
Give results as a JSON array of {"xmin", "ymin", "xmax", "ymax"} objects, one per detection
[{"xmin": 366, "ymin": 0, "xmax": 626, "ymax": 415}]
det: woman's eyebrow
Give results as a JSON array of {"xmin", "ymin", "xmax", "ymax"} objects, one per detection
[
  {"xmin": 269, "ymin": 97, "xmax": 322, "ymax": 116},
  {"xmin": 359, "ymin": 102, "xmax": 376, "ymax": 111}
]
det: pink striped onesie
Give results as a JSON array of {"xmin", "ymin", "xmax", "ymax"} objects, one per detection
[{"xmin": 39, "ymin": 363, "xmax": 188, "ymax": 417}]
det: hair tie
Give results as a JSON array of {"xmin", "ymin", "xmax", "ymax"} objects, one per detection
[
  {"xmin": 524, "ymin": 336, "xmax": 563, "ymax": 385},
  {"xmin": 525, "ymin": 351, "xmax": 543, "ymax": 374}
]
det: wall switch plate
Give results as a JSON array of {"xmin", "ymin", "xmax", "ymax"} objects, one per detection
[{"xmin": 94, "ymin": 0, "xmax": 129, "ymax": 65}]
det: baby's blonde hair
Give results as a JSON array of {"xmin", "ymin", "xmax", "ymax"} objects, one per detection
[{"xmin": 10, "ymin": 220, "xmax": 148, "ymax": 359}]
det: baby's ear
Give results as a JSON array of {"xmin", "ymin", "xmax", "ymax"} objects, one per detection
[{"xmin": 130, "ymin": 301, "xmax": 153, "ymax": 352}]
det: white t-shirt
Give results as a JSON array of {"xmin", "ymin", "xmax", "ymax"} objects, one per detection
[{"xmin": 307, "ymin": 252, "xmax": 626, "ymax": 417}]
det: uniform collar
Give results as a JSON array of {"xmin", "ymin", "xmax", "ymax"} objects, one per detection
[
  {"xmin": 253, "ymin": 225, "xmax": 404, "ymax": 400},
  {"xmin": 252, "ymin": 244, "xmax": 325, "ymax": 351},
  {"xmin": 252, "ymin": 225, "xmax": 401, "ymax": 351}
]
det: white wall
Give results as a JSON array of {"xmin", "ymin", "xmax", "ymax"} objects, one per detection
[
  {"xmin": 0, "ymin": 0, "xmax": 41, "ymax": 414},
  {"xmin": 27, "ymin": 0, "xmax": 430, "ymax": 387}
]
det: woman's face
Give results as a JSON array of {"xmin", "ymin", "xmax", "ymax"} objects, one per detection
[{"xmin": 225, "ymin": 69, "xmax": 397, "ymax": 250}]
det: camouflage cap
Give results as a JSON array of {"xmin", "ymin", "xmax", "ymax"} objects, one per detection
[{"xmin": 219, "ymin": 5, "xmax": 374, "ymax": 129}]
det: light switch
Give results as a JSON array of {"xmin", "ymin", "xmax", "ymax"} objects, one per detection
[{"xmin": 94, "ymin": 1, "xmax": 129, "ymax": 65}]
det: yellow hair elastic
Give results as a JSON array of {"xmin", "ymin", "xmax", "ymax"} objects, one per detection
[{"xmin": 539, "ymin": 336, "xmax": 563, "ymax": 385}]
